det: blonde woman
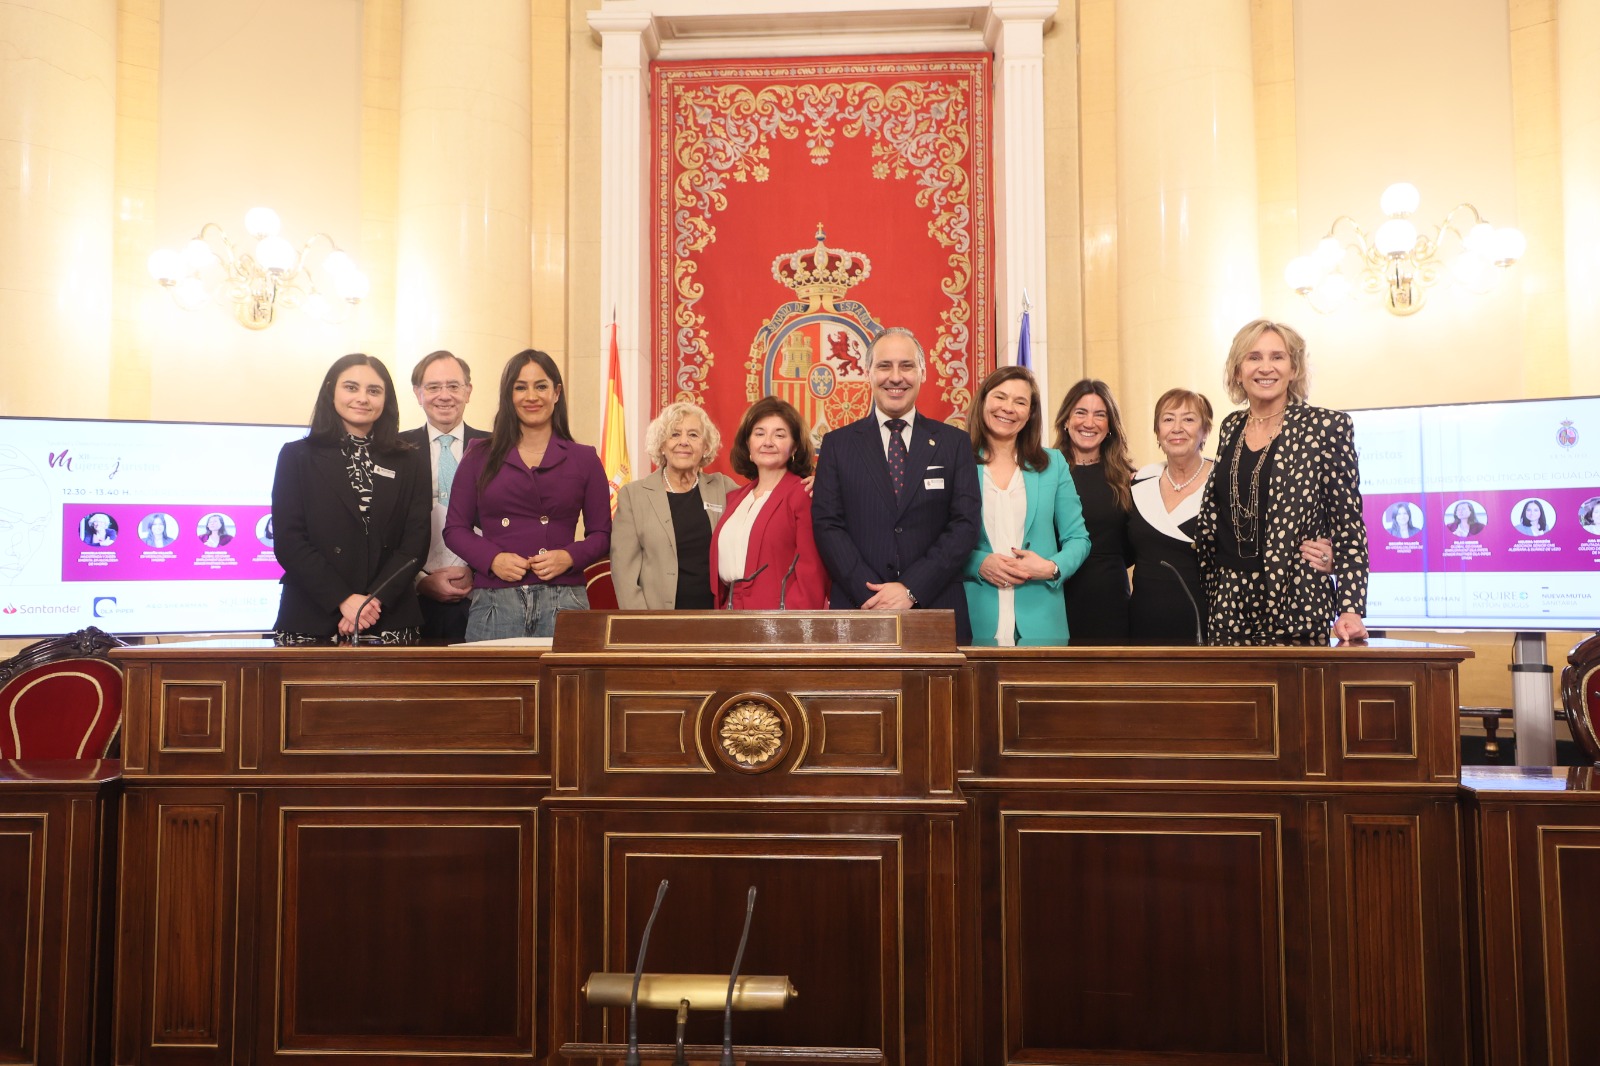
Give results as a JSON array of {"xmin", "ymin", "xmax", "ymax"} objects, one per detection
[{"xmin": 611, "ymin": 402, "xmax": 739, "ymax": 609}]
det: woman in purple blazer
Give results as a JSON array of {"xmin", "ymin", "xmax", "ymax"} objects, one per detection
[{"xmin": 443, "ymin": 349, "xmax": 611, "ymax": 639}]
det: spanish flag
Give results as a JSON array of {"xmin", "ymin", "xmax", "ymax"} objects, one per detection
[{"xmin": 600, "ymin": 313, "xmax": 631, "ymax": 515}]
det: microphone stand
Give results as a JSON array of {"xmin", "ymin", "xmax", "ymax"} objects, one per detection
[
  {"xmin": 627, "ymin": 880, "xmax": 671, "ymax": 1066},
  {"xmin": 720, "ymin": 887, "xmax": 758, "ymax": 1066},
  {"xmin": 722, "ymin": 564, "xmax": 767, "ymax": 609},
  {"xmin": 777, "ymin": 555, "xmax": 800, "ymax": 611},
  {"xmin": 349, "ymin": 554, "xmax": 418, "ymax": 645},
  {"xmin": 1159, "ymin": 559, "xmax": 1204, "ymax": 645}
]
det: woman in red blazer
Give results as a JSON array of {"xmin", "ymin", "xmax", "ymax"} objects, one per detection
[{"xmin": 709, "ymin": 396, "xmax": 830, "ymax": 610}]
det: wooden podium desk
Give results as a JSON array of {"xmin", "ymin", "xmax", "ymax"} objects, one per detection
[
  {"xmin": 0, "ymin": 759, "xmax": 120, "ymax": 1066},
  {"xmin": 110, "ymin": 640, "xmax": 548, "ymax": 1066},
  {"xmin": 1461, "ymin": 765, "xmax": 1600, "ymax": 1066},
  {"xmin": 960, "ymin": 639, "xmax": 1472, "ymax": 1066},
  {"xmin": 110, "ymin": 625, "xmax": 1475, "ymax": 1066}
]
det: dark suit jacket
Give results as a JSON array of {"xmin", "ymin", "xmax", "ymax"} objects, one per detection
[
  {"xmin": 270, "ymin": 437, "xmax": 431, "ymax": 636},
  {"xmin": 812, "ymin": 410, "xmax": 981, "ymax": 642},
  {"xmin": 398, "ymin": 422, "xmax": 491, "ymax": 500},
  {"xmin": 709, "ymin": 471, "xmax": 830, "ymax": 610}
]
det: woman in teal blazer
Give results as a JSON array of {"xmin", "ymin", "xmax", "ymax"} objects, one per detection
[{"xmin": 962, "ymin": 366, "xmax": 1092, "ymax": 645}]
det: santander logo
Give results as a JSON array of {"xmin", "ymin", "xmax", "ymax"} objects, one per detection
[{"xmin": 2, "ymin": 605, "xmax": 16, "ymax": 615}]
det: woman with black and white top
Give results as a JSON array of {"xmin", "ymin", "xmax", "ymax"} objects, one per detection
[{"xmin": 1196, "ymin": 320, "xmax": 1369, "ymax": 645}]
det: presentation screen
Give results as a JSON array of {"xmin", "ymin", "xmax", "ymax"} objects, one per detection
[
  {"xmin": 1, "ymin": 417, "xmax": 305, "ymax": 638},
  {"xmin": 1351, "ymin": 395, "xmax": 1600, "ymax": 630}
]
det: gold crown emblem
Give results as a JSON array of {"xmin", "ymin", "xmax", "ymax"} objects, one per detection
[{"xmin": 771, "ymin": 224, "xmax": 871, "ymax": 311}]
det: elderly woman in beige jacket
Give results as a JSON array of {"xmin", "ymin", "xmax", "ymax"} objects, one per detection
[{"xmin": 610, "ymin": 402, "xmax": 740, "ymax": 609}]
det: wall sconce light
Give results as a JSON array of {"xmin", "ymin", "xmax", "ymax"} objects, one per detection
[
  {"xmin": 1285, "ymin": 183, "xmax": 1525, "ymax": 316},
  {"xmin": 147, "ymin": 207, "xmax": 369, "ymax": 330}
]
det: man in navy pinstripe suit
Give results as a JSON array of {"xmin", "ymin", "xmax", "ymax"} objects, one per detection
[{"xmin": 812, "ymin": 327, "xmax": 981, "ymax": 643}]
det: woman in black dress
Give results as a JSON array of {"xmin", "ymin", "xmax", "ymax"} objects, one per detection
[
  {"xmin": 1051, "ymin": 379, "xmax": 1134, "ymax": 640},
  {"xmin": 1128, "ymin": 389, "xmax": 1214, "ymax": 642}
]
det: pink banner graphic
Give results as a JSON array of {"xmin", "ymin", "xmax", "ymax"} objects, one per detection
[{"xmin": 62, "ymin": 505, "xmax": 282, "ymax": 582}]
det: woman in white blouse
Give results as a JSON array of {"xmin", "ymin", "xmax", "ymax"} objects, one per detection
[{"xmin": 961, "ymin": 366, "xmax": 1091, "ymax": 645}]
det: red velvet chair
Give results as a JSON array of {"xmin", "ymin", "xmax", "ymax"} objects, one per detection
[
  {"xmin": 584, "ymin": 559, "xmax": 619, "ymax": 610},
  {"xmin": 1562, "ymin": 630, "xmax": 1600, "ymax": 765},
  {"xmin": 0, "ymin": 627, "xmax": 126, "ymax": 759}
]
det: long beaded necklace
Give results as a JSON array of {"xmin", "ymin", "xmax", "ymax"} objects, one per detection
[{"xmin": 1229, "ymin": 421, "xmax": 1280, "ymax": 558}]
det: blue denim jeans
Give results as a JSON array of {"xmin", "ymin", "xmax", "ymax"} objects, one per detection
[{"xmin": 464, "ymin": 583, "xmax": 588, "ymax": 640}]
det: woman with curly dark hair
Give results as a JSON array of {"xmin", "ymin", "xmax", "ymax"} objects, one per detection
[{"xmin": 709, "ymin": 395, "xmax": 829, "ymax": 610}]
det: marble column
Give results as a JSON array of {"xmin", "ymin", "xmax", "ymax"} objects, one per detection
[
  {"xmin": 394, "ymin": 0, "xmax": 532, "ymax": 368},
  {"xmin": 586, "ymin": 10, "xmax": 656, "ymax": 467},
  {"xmin": 1560, "ymin": 0, "xmax": 1600, "ymax": 393},
  {"xmin": 987, "ymin": 2, "xmax": 1059, "ymax": 406},
  {"xmin": 1115, "ymin": 0, "xmax": 1259, "ymax": 427},
  {"xmin": 0, "ymin": 0, "xmax": 117, "ymax": 416}
]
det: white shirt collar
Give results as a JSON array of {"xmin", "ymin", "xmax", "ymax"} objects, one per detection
[
  {"xmin": 425, "ymin": 421, "xmax": 464, "ymax": 445},
  {"xmin": 874, "ymin": 407, "xmax": 917, "ymax": 430}
]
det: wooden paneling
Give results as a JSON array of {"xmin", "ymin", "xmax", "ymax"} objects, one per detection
[
  {"xmin": 1463, "ymin": 767, "xmax": 1600, "ymax": 1066},
  {"xmin": 0, "ymin": 761, "xmax": 119, "ymax": 1066},
  {"xmin": 267, "ymin": 797, "xmax": 538, "ymax": 1055},
  {"xmin": 109, "ymin": 627, "xmax": 1487, "ymax": 1066},
  {"xmin": 0, "ymin": 814, "xmax": 43, "ymax": 1065},
  {"xmin": 1000, "ymin": 679, "xmax": 1278, "ymax": 759},
  {"xmin": 1002, "ymin": 807, "xmax": 1285, "ymax": 1062},
  {"xmin": 1342, "ymin": 814, "xmax": 1426, "ymax": 1064},
  {"xmin": 150, "ymin": 803, "xmax": 227, "ymax": 1046}
]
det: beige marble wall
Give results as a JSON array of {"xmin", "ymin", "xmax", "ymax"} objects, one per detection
[
  {"xmin": 566, "ymin": 0, "xmax": 603, "ymax": 446},
  {"xmin": 0, "ymin": 0, "xmax": 117, "ymax": 418},
  {"xmin": 1074, "ymin": 0, "xmax": 1119, "ymax": 398},
  {"xmin": 1042, "ymin": 3, "xmax": 1084, "ymax": 398},
  {"xmin": 110, "ymin": 0, "xmax": 160, "ymax": 420}
]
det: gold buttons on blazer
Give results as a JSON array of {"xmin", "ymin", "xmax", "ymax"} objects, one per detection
[
  {"xmin": 500, "ymin": 518, "xmax": 510, "ymax": 527},
  {"xmin": 540, "ymin": 516, "xmax": 549, "ymax": 524}
]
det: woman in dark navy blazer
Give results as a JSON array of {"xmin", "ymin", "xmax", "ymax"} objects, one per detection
[
  {"xmin": 270, "ymin": 353, "xmax": 430, "ymax": 643},
  {"xmin": 709, "ymin": 396, "xmax": 830, "ymax": 610}
]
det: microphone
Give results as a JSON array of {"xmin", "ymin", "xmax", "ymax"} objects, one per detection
[
  {"xmin": 1159, "ymin": 559, "xmax": 1204, "ymax": 645},
  {"xmin": 350, "ymin": 554, "xmax": 419, "ymax": 644},
  {"xmin": 722, "ymin": 563, "xmax": 768, "ymax": 609},
  {"xmin": 777, "ymin": 554, "xmax": 800, "ymax": 610},
  {"xmin": 626, "ymin": 879, "xmax": 670, "ymax": 1066},
  {"xmin": 720, "ymin": 887, "xmax": 758, "ymax": 1066}
]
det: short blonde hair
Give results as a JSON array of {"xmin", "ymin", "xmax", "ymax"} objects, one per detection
[
  {"xmin": 1223, "ymin": 319, "xmax": 1310, "ymax": 406},
  {"xmin": 644, "ymin": 402, "xmax": 721, "ymax": 470}
]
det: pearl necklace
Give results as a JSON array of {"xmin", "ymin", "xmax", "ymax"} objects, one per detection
[
  {"xmin": 663, "ymin": 469, "xmax": 699, "ymax": 493},
  {"xmin": 1164, "ymin": 458, "xmax": 1210, "ymax": 492}
]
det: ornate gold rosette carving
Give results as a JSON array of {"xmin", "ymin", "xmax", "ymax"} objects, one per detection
[{"xmin": 719, "ymin": 701, "xmax": 784, "ymax": 768}]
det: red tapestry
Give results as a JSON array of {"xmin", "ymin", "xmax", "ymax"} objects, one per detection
[{"xmin": 652, "ymin": 54, "xmax": 993, "ymax": 470}]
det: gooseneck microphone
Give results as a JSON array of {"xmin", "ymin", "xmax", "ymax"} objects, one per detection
[
  {"xmin": 350, "ymin": 554, "xmax": 418, "ymax": 644},
  {"xmin": 1159, "ymin": 559, "xmax": 1204, "ymax": 645},
  {"xmin": 626, "ymin": 879, "xmax": 671, "ymax": 1066},
  {"xmin": 777, "ymin": 554, "xmax": 800, "ymax": 610},
  {"xmin": 720, "ymin": 886, "xmax": 758, "ymax": 1066},
  {"xmin": 723, "ymin": 563, "xmax": 768, "ymax": 608}
]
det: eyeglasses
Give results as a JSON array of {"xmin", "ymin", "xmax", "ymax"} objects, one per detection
[{"xmin": 421, "ymin": 382, "xmax": 467, "ymax": 396}]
